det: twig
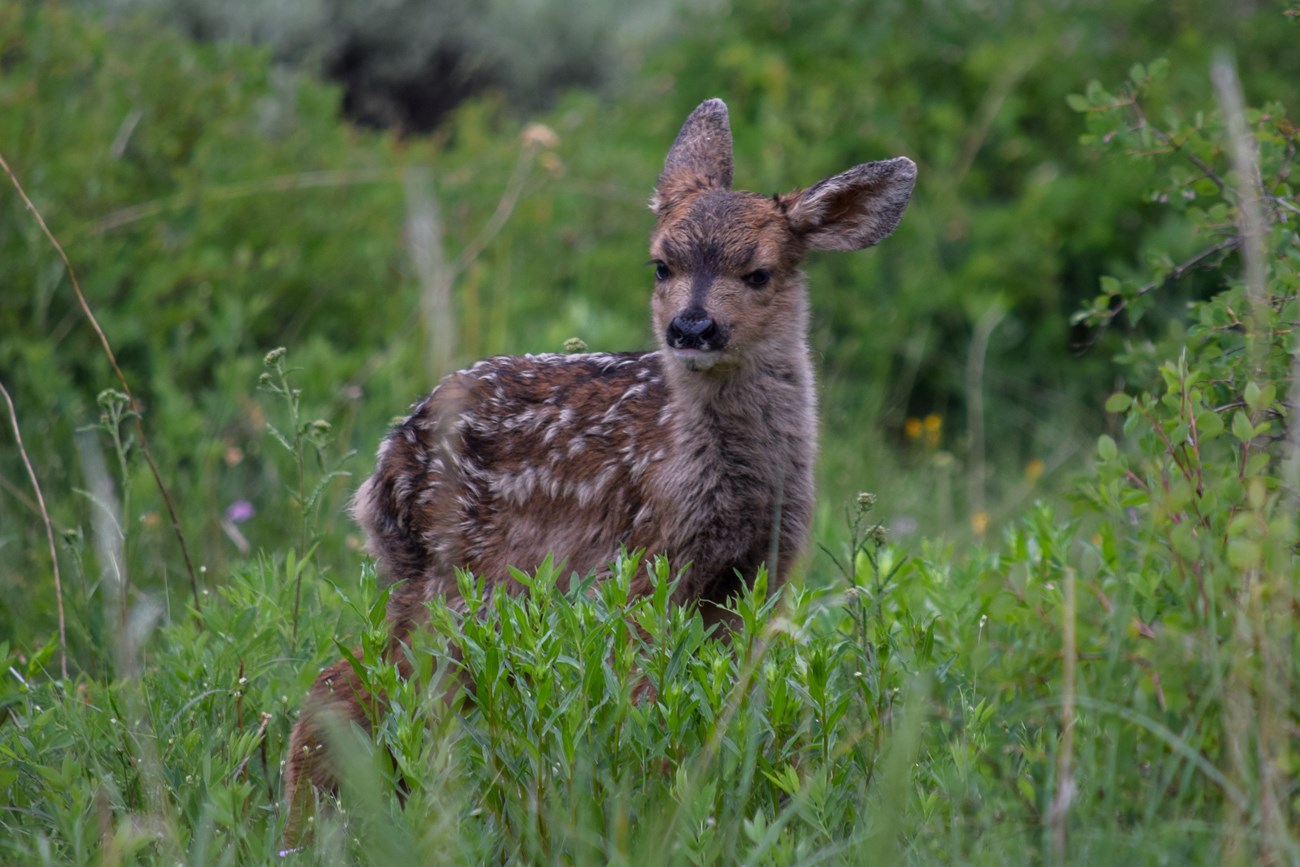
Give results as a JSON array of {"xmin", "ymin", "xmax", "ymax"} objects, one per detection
[
  {"xmin": 1213, "ymin": 57, "xmax": 1269, "ymax": 373},
  {"xmin": 0, "ymin": 471, "xmax": 41, "ymax": 516},
  {"xmin": 344, "ymin": 135, "xmax": 548, "ymax": 392},
  {"xmin": 405, "ymin": 167, "xmax": 455, "ymax": 380},
  {"xmin": 954, "ymin": 48, "xmax": 1041, "ymax": 184},
  {"xmin": 1129, "ymin": 97, "xmax": 1229, "ymax": 195},
  {"xmin": 1130, "ymin": 237, "xmax": 1238, "ymax": 306},
  {"xmin": 1213, "ymin": 51, "xmax": 1291, "ymax": 860},
  {"xmin": 76, "ymin": 167, "xmax": 403, "ymax": 238},
  {"xmin": 454, "ymin": 144, "xmax": 539, "ymax": 275},
  {"xmin": 1095, "ymin": 236, "xmax": 1239, "ymax": 328},
  {"xmin": 0, "ymin": 378, "xmax": 68, "ymax": 679},
  {"xmin": 0, "ymin": 150, "xmax": 204, "ymax": 621},
  {"xmin": 1048, "ymin": 566, "xmax": 1077, "ymax": 865},
  {"xmin": 966, "ymin": 306, "xmax": 1007, "ymax": 525}
]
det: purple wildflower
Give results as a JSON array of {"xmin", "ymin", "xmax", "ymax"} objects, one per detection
[{"xmin": 225, "ymin": 500, "xmax": 255, "ymax": 524}]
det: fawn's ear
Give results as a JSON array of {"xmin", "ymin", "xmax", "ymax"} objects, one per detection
[
  {"xmin": 652, "ymin": 98, "xmax": 734, "ymax": 213},
  {"xmin": 783, "ymin": 157, "xmax": 917, "ymax": 251}
]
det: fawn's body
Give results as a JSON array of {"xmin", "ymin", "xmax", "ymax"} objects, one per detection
[
  {"xmin": 364, "ymin": 347, "xmax": 815, "ymax": 640},
  {"xmin": 285, "ymin": 99, "xmax": 915, "ymax": 828}
]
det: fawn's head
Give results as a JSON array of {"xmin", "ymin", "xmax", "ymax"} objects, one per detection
[{"xmin": 649, "ymin": 99, "xmax": 916, "ymax": 375}]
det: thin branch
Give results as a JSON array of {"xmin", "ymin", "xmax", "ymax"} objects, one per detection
[
  {"xmin": 1093, "ymin": 236, "xmax": 1239, "ymax": 329},
  {"xmin": 0, "ymin": 471, "xmax": 41, "ymax": 516},
  {"xmin": 76, "ymin": 167, "xmax": 403, "ymax": 238},
  {"xmin": 1048, "ymin": 566, "xmax": 1078, "ymax": 865},
  {"xmin": 1129, "ymin": 97, "xmax": 1229, "ymax": 195},
  {"xmin": 954, "ymin": 48, "xmax": 1041, "ymax": 184},
  {"xmin": 1134, "ymin": 237, "xmax": 1240, "ymax": 302},
  {"xmin": 1213, "ymin": 57, "xmax": 1269, "ymax": 377},
  {"xmin": 966, "ymin": 306, "xmax": 1007, "ymax": 525},
  {"xmin": 454, "ymin": 145, "xmax": 539, "ymax": 276},
  {"xmin": 0, "ymin": 378, "xmax": 67, "ymax": 679},
  {"xmin": 343, "ymin": 138, "xmax": 549, "ymax": 392},
  {"xmin": 0, "ymin": 150, "xmax": 203, "ymax": 620}
]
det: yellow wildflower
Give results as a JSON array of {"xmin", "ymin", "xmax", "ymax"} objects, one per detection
[{"xmin": 1025, "ymin": 458, "xmax": 1045, "ymax": 483}]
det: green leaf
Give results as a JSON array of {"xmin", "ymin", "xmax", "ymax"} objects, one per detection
[
  {"xmin": 1228, "ymin": 539, "xmax": 1260, "ymax": 570},
  {"xmin": 265, "ymin": 421, "xmax": 295, "ymax": 453},
  {"xmin": 1170, "ymin": 522, "xmax": 1199, "ymax": 561},
  {"xmin": 1196, "ymin": 410, "xmax": 1224, "ymax": 440},
  {"xmin": 1105, "ymin": 392, "xmax": 1132, "ymax": 413},
  {"xmin": 1218, "ymin": 477, "xmax": 1245, "ymax": 505},
  {"xmin": 1065, "ymin": 93, "xmax": 1090, "ymax": 112},
  {"xmin": 1016, "ymin": 775, "xmax": 1036, "ymax": 804},
  {"xmin": 1231, "ymin": 411, "xmax": 1255, "ymax": 443},
  {"xmin": 1262, "ymin": 383, "xmax": 1278, "ymax": 407},
  {"xmin": 1246, "ymin": 453, "xmax": 1271, "ymax": 477},
  {"xmin": 1097, "ymin": 434, "xmax": 1118, "ymax": 462},
  {"xmin": 1244, "ymin": 381, "xmax": 1262, "ymax": 413}
]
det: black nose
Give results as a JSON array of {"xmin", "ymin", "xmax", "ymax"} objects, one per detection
[{"xmin": 667, "ymin": 311, "xmax": 720, "ymax": 349}]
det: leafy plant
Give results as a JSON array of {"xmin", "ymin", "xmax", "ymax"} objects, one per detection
[
  {"xmin": 256, "ymin": 346, "xmax": 353, "ymax": 643},
  {"xmin": 1069, "ymin": 53, "xmax": 1299, "ymax": 860}
]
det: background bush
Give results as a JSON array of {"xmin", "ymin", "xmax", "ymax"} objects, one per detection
[{"xmin": 85, "ymin": 0, "xmax": 687, "ymax": 131}]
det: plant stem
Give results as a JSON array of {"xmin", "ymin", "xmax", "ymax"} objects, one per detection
[
  {"xmin": 0, "ymin": 150, "xmax": 203, "ymax": 623},
  {"xmin": 1, "ymin": 378, "xmax": 68, "ymax": 679}
]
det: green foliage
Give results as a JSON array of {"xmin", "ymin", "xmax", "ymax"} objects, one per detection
[
  {"xmin": 0, "ymin": 514, "xmax": 1046, "ymax": 864},
  {"xmin": 6, "ymin": 484, "xmax": 1291, "ymax": 862},
  {"xmin": 632, "ymin": 0, "xmax": 1300, "ymax": 532},
  {"xmin": 2, "ymin": 2, "xmax": 1300, "ymax": 863},
  {"xmin": 1067, "ymin": 56, "xmax": 1299, "ymax": 859},
  {"xmin": 5, "ymin": 3, "xmax": 1299, "ymax": 654},
  {"xmin": 0, "ymin": 3, "xmax": 551, "ymax": 653}
]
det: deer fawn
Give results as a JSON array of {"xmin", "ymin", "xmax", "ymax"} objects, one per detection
[{"xmin": 284, "ymin": 98, "xmax": 915, "ymax": 826}]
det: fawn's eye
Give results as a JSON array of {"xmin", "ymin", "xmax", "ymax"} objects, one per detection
[
  {"xmin": 653, "ymin": 261, "xmax": 672, "ymax": 282},
  {"xmin": 742, "ymin": 269, "xmax": 772, "ymax": 288}
]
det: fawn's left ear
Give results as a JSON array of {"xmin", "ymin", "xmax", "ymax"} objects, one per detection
[
  {"xmin": 783, "ymin": 157, "xmax": 917, "ymax": 251},
  {"xmin": 653, "ymin": 98, "xmax": 734, "ymax": 214}
]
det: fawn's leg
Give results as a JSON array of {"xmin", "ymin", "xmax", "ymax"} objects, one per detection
[{"xmin": 283, "ymin": 653, "xmax": 372, "ymax": 845}]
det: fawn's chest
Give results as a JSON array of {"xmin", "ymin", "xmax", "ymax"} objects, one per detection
[{"xmin": 651, "ymin": 375, "xmax": 816, "ymax": 565}]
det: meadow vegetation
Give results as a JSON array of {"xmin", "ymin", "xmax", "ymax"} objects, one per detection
[{"xmin": 1, "ymin": 1, "xmax": 1298, "ymax": 863}]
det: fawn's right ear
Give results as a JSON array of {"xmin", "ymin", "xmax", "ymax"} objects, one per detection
[{"xmin": 652, "ymin": 98, "xmax": 734, "ymax": 214}]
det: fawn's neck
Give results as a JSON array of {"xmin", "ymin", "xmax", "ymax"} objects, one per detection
[{"xmin": 658, "ymin": 314, "xmax": 817, "ymax": 486}]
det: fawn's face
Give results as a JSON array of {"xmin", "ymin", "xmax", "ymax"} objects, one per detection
[
  {"xmin": 650, "ymin": 99, "xmax": 917, "ymax": 376},
  {"xmin": 650, "ymin": 190, "xmax": 807, "ymax": 373}
]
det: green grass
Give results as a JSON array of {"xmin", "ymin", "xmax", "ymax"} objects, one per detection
[{"xmin": 2, "ymin": 488, "xmax": 1295, "ymax": 864}]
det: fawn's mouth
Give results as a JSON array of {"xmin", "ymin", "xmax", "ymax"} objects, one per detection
[{"xmin": 671, "ymin": 347, "xmax": 723, "ymax": 372}]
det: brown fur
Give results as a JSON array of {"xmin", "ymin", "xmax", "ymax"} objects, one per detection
[{"xmin": 283, "ymin": 99, "xmax": 915, "ymax": 838}]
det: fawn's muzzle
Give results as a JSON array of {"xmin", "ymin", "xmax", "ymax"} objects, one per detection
[{"xmin": 666, "ymin": 310, "xmax": 724, "ymax": 351}]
